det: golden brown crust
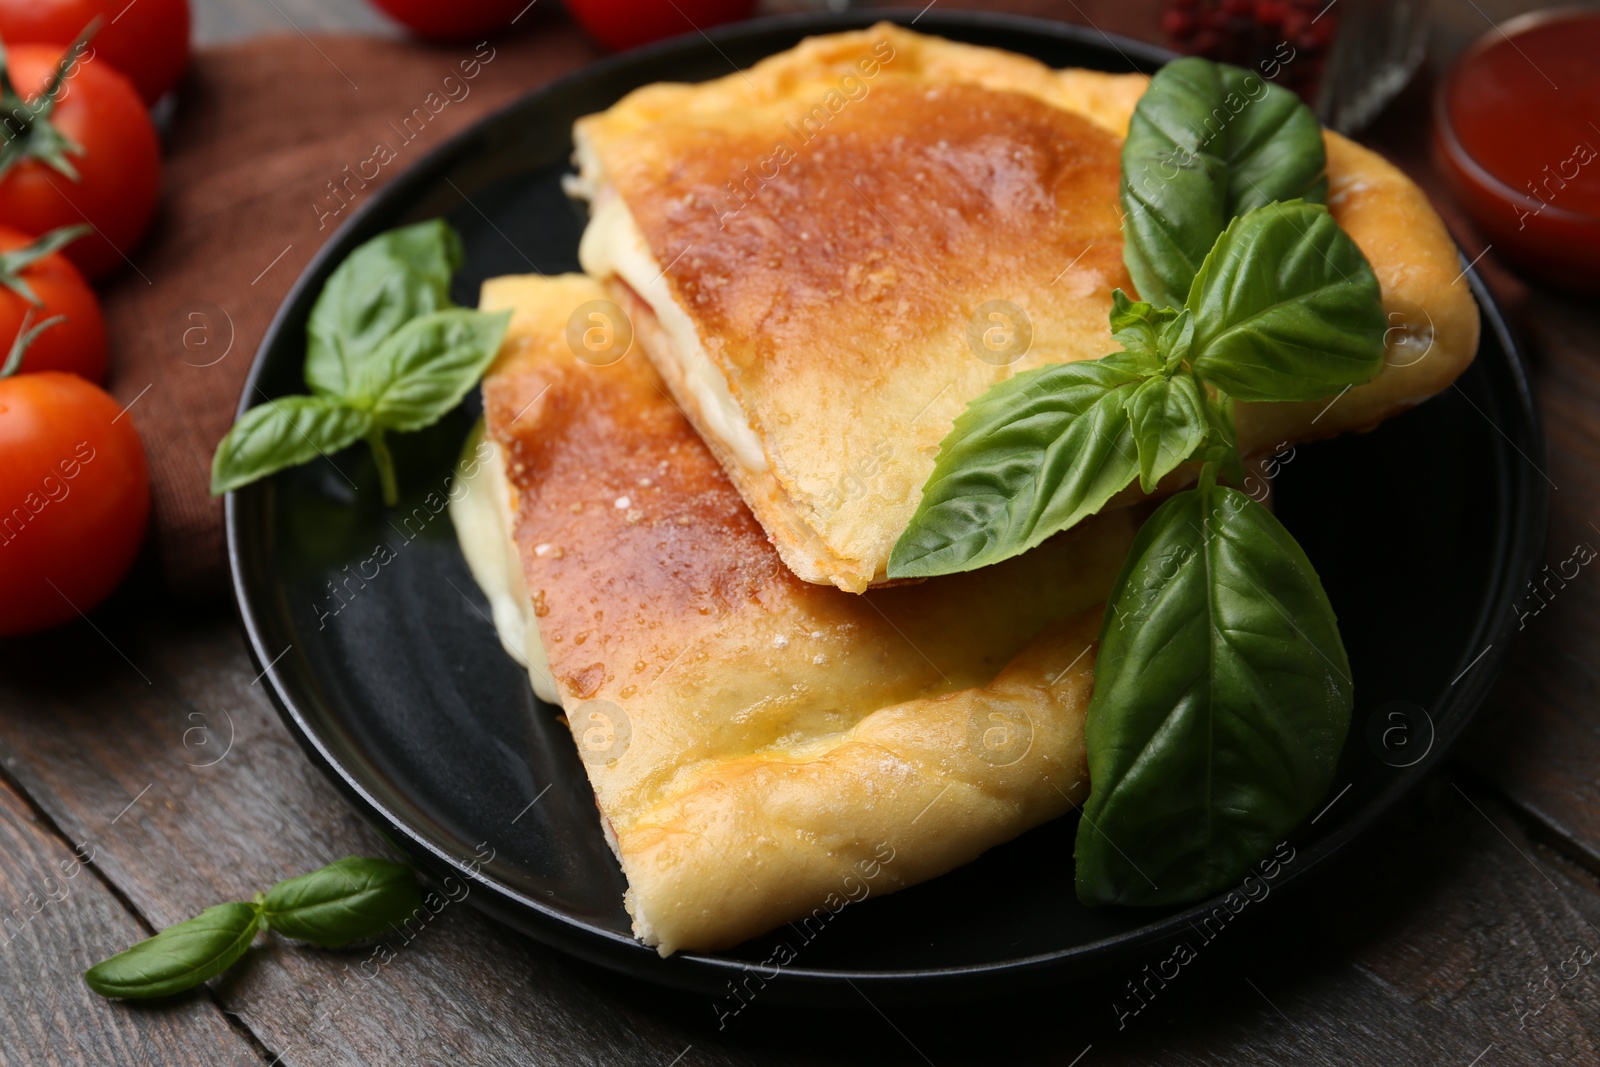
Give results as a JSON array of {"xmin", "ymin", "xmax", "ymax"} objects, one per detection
[
  {"xmin": 478, "ymin": 273, "xmax": 1134, "ymax": 954},
  {"xmin": 573, "ymin": 24, "xmax": 1478, "ymax": 590}
]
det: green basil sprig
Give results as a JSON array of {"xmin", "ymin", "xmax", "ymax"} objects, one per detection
[
  {"xmin": 1187, "ymin": 204, "xmax": 1387, "ymax": 400},
  {"xmin": 888, "ymin": 199, "xmax": 1384, "ymax": 580},
  {"xmin": 305, "ymin": 220, "xmax": 462, "ymax": 398},
  {"xmin": 1075, "ymin": 477, "xmax": 1351, "ymax": 905},
  {"xmin": 883, "ymin": 354, "xmax": 1150, "ymax": 577},
  {"xmin": 262, "ymin": 856, "xmax": 423, "ymax": 948},
  {"xmin": 84, "ymin": 857, "xmax": 421, "ymax": 1000},
  {"xmin": 211, "ymin": 220, "xmax": 510, "ymax": 506},
  {"xmin": 82, "ymin": 903, "xmax": 264, "ymax": 1000},
  {"xmin": 1121, "ymin": 56, "xmax": 1328, "ymax": 309},
  {"xmin": 890, "ymin": 56, "xmax": 1389, "ymax": 905}
]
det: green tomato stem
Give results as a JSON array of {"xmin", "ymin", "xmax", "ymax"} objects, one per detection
[
  {"xmin": 0, "ymin": 308, "xmax": 66, "ymax": 378},
  {"xmin": 367, "ymin": 429, "xmax": 399, "ymax": 507}
]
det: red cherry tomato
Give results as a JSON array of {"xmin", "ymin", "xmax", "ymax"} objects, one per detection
[
  {"xmin": 0, "ymin": 225, "xmax": 107, "ymax": 381},
  {"xmin": 0, "ymin": 0, "xmax": 191, "ymax": 105},
  {"xmin": 0, "ymin": 44, "xmax": 162, "ymax": 280},
  {"xmin": 367, "ymin": 0, "xmax": 531, "ymax": 40},
  {"xmin": 0, "ymin": 371, "xmax": 149, "ymax": 636},
  {"xmin": 563, "ymin": 0, "xmax": 755, "ymax": 51}
]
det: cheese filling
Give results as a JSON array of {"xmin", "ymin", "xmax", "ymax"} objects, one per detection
[
  {"xmin": 449, "ymin": 430, "xmax": 559, "ymax": 704},
  {"xmin": 577, "ymin": 192, "xmax": 769, "ymax": 473}
]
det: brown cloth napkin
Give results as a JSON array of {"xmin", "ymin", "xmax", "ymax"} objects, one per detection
[{"xmin": 103, "ymin": 24, "xmax": 598, "ymax": 600}]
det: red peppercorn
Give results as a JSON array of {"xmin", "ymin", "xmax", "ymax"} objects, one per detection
[
  {"xmin": 1254, "ymin": 0, "xmax": 1287, "ymax": 25},
  {"xmin": 1160, "ymin": 0, "xmax": 1336, "ymax": 111},
  {"xmin": 1191, "ymin": 29, "xmax": 1223, "ymax": 56},
  {"xmin": 1305, "ymin": 15, "xmax": 1336, "ymax": 48},
  {"xmin": 1163, "ymin": 8, "xmax": 1199, "ymax": 39}
]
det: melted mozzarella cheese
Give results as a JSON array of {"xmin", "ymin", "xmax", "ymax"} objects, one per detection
[
  {"xmin": 578, "ymin": 192, "xmax": 769, "ymax": 472},
  {"xmin": 449, "ymin": 430, "xmax": 560, "ymax": 704}
]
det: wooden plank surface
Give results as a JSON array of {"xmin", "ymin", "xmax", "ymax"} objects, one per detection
[
  {"xmin": 1457, "ymin": 286, "xmax": 1600, "ymax": 874},
  {"xmin": 0, "ymin": 0, "xmax": 1591, "ymax": 1063},
  {"xmin": 0, "ymin": 764, "xmax": 264, "ymax": 1067}
]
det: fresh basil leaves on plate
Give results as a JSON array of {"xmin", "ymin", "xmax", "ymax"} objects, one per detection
[
  {"xmin": 889, "ymin": 57, "xmax": 1387, "ymax": 906},
  {"xmin": 84, "ymin": 858, "xmax": 421, "ymax": 1000},
  {"xmin": 889, "ymin": 201, "xmax": 1384, "ymax": 579},
  {"xmin": 1120, "ymin": 55, "xmax": 1329, "ymax": 310},
  {"xmin": 210, "ymin": 219, "xmax": 510, "ymax": 505}
]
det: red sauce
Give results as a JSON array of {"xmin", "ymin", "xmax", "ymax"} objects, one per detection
[{"xmin": 1435, "ymin": 8, "xmax": 1600, "ymax": 290}]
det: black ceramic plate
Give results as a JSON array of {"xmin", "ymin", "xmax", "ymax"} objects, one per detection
[{"xmin": 227, "ymin": 9, "xmax": 1547, "ymax": 1003}]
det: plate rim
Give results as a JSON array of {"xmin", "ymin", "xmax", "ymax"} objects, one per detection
[{"xmin": 225, "ymin": 8, "xmax": 1550, "ymax": 1001}]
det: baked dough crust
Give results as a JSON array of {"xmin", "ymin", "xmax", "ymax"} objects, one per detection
[
  {"xmin": 478, "ymin": 273, "xmax": 1137, "ymax": 954},
  {"xmin": 572, "ymin": 24, "xmax": 1478, "ymax": 592}
]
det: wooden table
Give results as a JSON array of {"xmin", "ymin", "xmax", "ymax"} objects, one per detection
[{"xmin": 3, "ymin": 0, "xmax": 1596, "ymax": 1063}]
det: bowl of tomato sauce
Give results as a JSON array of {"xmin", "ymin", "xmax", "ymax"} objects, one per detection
[{"xmin": 1433, "ymin": 6, "xmax": 1600, "ymax": 292}]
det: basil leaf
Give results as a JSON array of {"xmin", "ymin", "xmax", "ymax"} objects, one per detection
[
  {"xmin": 84, "ymin": 902, "xmax": 262, "ymax": 999},
  {"xmin": 888, "ymin": 355, "xmax": 1151, "ymax": 578},
  {"xmin": 263, "ymin": 857, "xmax": 422, "ymax": 948},
  {"xmin": 1109, "ymin": 288, "xmax": 1180, "ymax": 358},
  {"xmin": 360, "ymin": 309, "xmax": 511, "ymax": 432},
  {"xmin": 1127, "ymin": 373, "xmax": 1206, "ymax": 493},
  {"xmin": 1075, "ymin": 482, "xmax": 1351, "ymax": 905},
  {"xmin": 1158, "ymin": 308, "xmax": 1195, "ymax": 367},
  {"xmin": 305, "ymin": 219, "xmax": 463, "ymax": 399},
  {"xmin": 1187, "ymin": 200, "xmax": 1386, "ymax": 402},
  {"xmin": 1121, "ymin": 57, "xmax": 1327, "ymax": 308},
  {"xmin": 210, "ymin": 395, "xmax": 369, "ymax": 494}
]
